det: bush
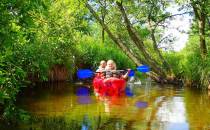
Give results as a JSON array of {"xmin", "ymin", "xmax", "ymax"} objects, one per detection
[
  {"xmin": 76, "ymin": 36, "xmax": 135, "ymax": 70},
  {"xmin": 165, "ymin": 36, "xmax": 210, "ymax": 89}
]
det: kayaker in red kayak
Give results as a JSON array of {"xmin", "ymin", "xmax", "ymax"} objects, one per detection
[
  {"xmin": 105, "ymin": 59, "xmax": 130, "ymax": 80},
  {"xmin": 96, "ymin": 60, "xmax": 106, "ymax": 72},
  {"xmin": 95, "ymin": 60, "xmax": 107, "ymax": 79},
  {"xmin": 93, "ymin": 59, "xmax": 131, "ymax": 96}
]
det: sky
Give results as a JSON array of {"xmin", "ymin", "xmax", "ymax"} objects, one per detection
[{"xmin": 163, "ymin": 3, "xmax": 192, "ymax": 51}]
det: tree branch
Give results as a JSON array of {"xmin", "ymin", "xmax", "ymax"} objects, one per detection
[
  {"xmin": 154, "ymin": 11, "xmax": 193, "ymax": 30},
  {"xmin": 86, "ymin": 2, "xmax": 141, "ymax": 66},
  {"xmin": 116, "ymin": 1, "xmax": 166, "ymax": 77}
]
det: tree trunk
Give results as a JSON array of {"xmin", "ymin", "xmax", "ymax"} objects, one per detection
[
  {"xmin": 191, "ymin": 1, "xmax": 207, "ymax": 57},
  {"xmin": 85, "ymin": 2, "xmax": 184, "ymax": 84},
  {"xmin": 116, "ymin": 2, "xmax": 167, "ymax": 78},
  {"xmin": 99, "ymin": 0, "xmax": 107, "ymax": 44},
  {"xmin": 148, "ymin": 20, "xmax": 173, "ymax": 75},
  {"xmin": 101, "ymin": 9, "xmax": 105, "ymax": 44},
  {"xmin": 198, "ymin": 16, "xmax": 207, "ymax": 57},
  {"xmin": 86, "ymin": 2, "xmax": 162, "ymax": 81},
  {"xmin": 102, "ymin": 28, "xmax": 105, "ymax": 44},
  {"xmin": 86, "ymin": 3, "xmax": 140, "ymax": 65}
]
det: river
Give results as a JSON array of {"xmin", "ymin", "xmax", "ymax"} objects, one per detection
[{"xmin": 1, "ymin": 80, "xmax": 210, "ymax": 130}]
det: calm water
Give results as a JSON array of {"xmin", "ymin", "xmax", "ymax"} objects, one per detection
[{"xmin": 2, "ymin": 81, "xmax": 210, "ymax": 130}]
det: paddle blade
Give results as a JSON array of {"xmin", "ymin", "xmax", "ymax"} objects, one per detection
[
  {"xmin": 137, "ymin": 65, "xmax": 150, "ymax": 72},
  {"xmin": 77, "ymin": 69, "xmax": 94, "ymax": 79},
  {"xmin": 128, "ymin": 69, "xmax": 135, "ymax": 77}
]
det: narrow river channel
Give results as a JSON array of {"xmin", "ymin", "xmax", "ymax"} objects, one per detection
[{"xmin": 1, "ymin": 81, "xmax": 210, "ymax": 130}]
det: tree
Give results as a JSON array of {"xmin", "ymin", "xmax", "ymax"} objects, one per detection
[
  {"xmin": 190, "ymin": 0, "xmax": 209, "ymax": 57},
  {"xmin": 85, "ymin": 0, "xmax": 189, "ymax": 82}
]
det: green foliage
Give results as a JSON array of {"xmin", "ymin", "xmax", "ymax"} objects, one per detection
[
  {"xmin": 181, "ymin": 36, "xmax": 210, "ymax": 88},
  {"xmin": 0, "ymin": 0, "xmax": 88, "ymax": 121},
  {"xmin": 163, "ymin": 52, "xmax": 183, "ymax": 76},
  {"xmin": 76, "ymin": 36, "xmax": 135, "ymax": 70},
  {"xmin": 3, "ymin": 104, "xmax": 30, "ymax": 123},
  {"xmin": 165, "ymin": 35, "xmax": 210, "ymax": 89},
  {"xmin": 0, "ymin": 0, "xmax": 209, "ymax": 123},
  {"xmin": 0, "ymin": 53, "xmax": 28, "ymax": 122}
]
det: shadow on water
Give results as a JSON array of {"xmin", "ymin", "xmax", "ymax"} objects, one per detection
[{"xmin": 0, "ymin": 81, "xmax": 210, "ymax": 130}]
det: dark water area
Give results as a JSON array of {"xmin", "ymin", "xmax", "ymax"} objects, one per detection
[{"xmin": 1, "ymin": 81, "xmax": 210, "ymax": 130}]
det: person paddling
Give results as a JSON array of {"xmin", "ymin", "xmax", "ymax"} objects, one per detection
[
  {"xmin": 105, "ymin": 60, "xmax": 130, "ymax": 79},
  {"xmin": 96, "ymin": 60, "xmax": 106, "ymax": 72},
  {"xmin": 105, "ymin": 60, "xmax": 117, "ymax": 78}
]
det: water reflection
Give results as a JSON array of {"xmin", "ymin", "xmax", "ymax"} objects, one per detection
[
  {"xmin": 76, "ymin": 87, "xmax": 90, "ymax": 96},
  {"xmin": 1, "ymin": 82, "xmax": 209, "ymax": 130},
  {"xmin": 156, "ymin": 97, "xmax": 189, "ymax": 130},
  {"xmin": 76, "ymin": 87, "xmax": 92, "ymax": 104},
  {"xmin": 81, "ymin": 115, "xmax": 90, "ymax": 130},
  {"xmin": 135, "ymin": 101, "xmax": 148, "ymax": 108},
  {"xmin": 125, "ymin": 86, "xmax": 134, "ymax": 97},
  {"xmin": 208, "ymin": 90, "xmax": 210, "ymax": 97},
  {"xmin": 184, "ymin": 88, "xmax": 210, "ymax": 130}
]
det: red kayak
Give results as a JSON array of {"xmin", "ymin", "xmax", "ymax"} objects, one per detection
[{"xmin": 93, "ymin": 74, "xmax": 126, "ymax": 96}]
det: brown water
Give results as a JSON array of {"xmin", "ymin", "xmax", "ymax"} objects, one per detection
[{"xmin": 2, "ymin": 81, "xmax": 210, "ymax": 130}]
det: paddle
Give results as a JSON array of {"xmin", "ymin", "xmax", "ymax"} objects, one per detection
[
  {"xmin": 136, "ymin": 65, "xmax": 150, "ymax": 73},
  {"xmin": 77, "ymin": 65, "xmax": 150, "ymax": 79}
]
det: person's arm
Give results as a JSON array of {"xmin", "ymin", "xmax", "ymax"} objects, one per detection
[
  {"xmin": 96, "ymin": 69, "xmax": 100, "ymax": 72},
  {"xmin": 122, "ymin": 69, "xmax": 131, "ymax": 79}
]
